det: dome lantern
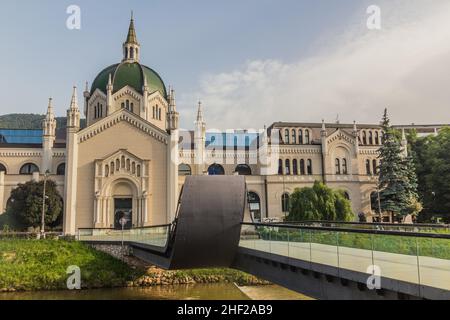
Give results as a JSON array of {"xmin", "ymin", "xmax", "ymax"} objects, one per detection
[{"xmin": 123, "ymin": 12, "xmax": 140, "ymax": 63}]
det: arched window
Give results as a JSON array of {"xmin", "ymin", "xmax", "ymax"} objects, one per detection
[
  {"xmin": 375, "ymin": 131, "xmax": 380, "ymax": 145},
  {"xmin": 20, "ymin": 163, "xmax": 39, "ymax": 175},
  {"xmin": 179, "ymin": 164, "xmax": 192, "ymax": 176},
  {"xmin": 373, "ymin": 159, "xmax": 378, "ymax": 175},
  {"xmin": 300, "ymin": 159, "xmax": 306, "ymax": 175},
  {"xmin": 248, "ymin": 192, "xmax": 261, "ymax": 222},
  {"xmin": 111, "ymin": 162, "xmax": 115, "ymax": 174},
  {"xmin": 152, "ymin": 106, "xmax": 156, "ymax": 119},
  {"xmin": 362, "ymin": 131, "xmax": 367, "ymax": 145},
  {"xmin": 281, "ymin": 193, "xmax": 290, "ymax": 213},
  {"xmin": 369, "ymin": 131, "xmax": 373, "ymax": 145},
  {"xmin": 284, "ymin": 129, "xmax": 290, "ymax": 144},
  {"xmin": 278, "ymin": 159, "xmax": 283, "ymax": 175},
  {"xmin": 307, "ymin": 159, "xmax": 313, "ymax": 175},
  {"xmin": 125, "ymin": 47, "xmax": 128, "ymax": 59},
  {"xmin": 305, "ymin": 130, "xmax": 310, "ymax": 144},
  {"xmin": 285, "ymin": 159, "xmax": 291, "ymax": 175},
  {"xmin": 293, "ymin": 159, "xmax": 298, "ymax": 175},
  {"xmin": 130, "ymin": 103, "xmax": 134, "ymax": 113},
  {"xmin": 342, "ymin": 158, "xmax": 348, "ymax": 175},
  {"xmin": 137, "ymin": 165, "xmax": 141, "ymax": 177},
  {"xmin": 235, "ymin": 164, "xmax": 252, "ymax": 176},
  {"xmin": 208, "ymin": 163, "xmax": 225, "ymax": 175},
  {"xmin": 291, "ymin": 129, "xmax": 297, "ymax": 144},
  {"xmin": 0, "ymin": 163, "xmax": 6, "ymax": 174},
  {"xmin": 116, "ymin": 159, "xmax": 120, "ymax": 171},
  {"xmin": 56, "ymin": 163, "xmax": 66, "ymax": 176},
  {"xmin": 130, "ymin": 47, "xmax": 134, "ymax": 59},
  {"xmin": 105, "ymin": 165, "xmax": 109, "ymax": 177},
  {"xmin": 298, "ymin": 130, "xmax": 303, "ymax": 144},
  {"xmin": 366, "ymin": 159, "xmax": 372, "ymax": 175},
  {"xmin": 335, "ymin": 159, "xmax": 341, "ymax": 175}
]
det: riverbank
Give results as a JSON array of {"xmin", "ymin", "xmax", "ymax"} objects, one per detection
[{"xmin": 0, "ymin": 240, "xmax": 268, "ymax": 292}]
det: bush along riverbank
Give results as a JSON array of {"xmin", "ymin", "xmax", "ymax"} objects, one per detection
[{"xmin": 0, "ymin": 240, "xmax": 269, "ymax": 292}]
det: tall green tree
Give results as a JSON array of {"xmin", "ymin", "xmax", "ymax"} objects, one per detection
[
  {"xmin": 6, "ymin": 180, "xmax": 63, "ymax": 229},
  {"xmin": 287, "ymin": 181, "xmax": 354, "ymax": 222},
  {"xmin": 411, "ymin": 127, "xmax": 450, "ymax": 222},
  {"xmin": 377, "ymin": 109, "xmax": 420, "ymax": 218}
]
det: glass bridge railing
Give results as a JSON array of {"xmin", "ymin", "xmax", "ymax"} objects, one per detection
[
  {"xmin": 77, "ymin": 224, "xmax": 171, "ymax": 249},
  {"xmin": 276, "ymin": 221, "xmax": 450, "ymax": 235},
  {"xmin": 239, "ymin": 223, "xmax": 450, "ymax": 292}
]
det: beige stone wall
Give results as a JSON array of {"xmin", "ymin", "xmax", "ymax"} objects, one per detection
[{"xmin": 75, "ymin": 121, "xmax": 168, "ymax": 229}]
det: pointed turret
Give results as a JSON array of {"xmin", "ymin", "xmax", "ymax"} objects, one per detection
[
  {"xmin": 167, "ymin": 87, "xmax": 179, "ymax": 131},
  {"xmin": 196, "ymin": 101, "xmax": 204, "ymax": 123},
  {"xmin": 321, "ymin": 120, "xmax": 327, "ymax": 137},
  {"xmin": 67, "ymin": 86, "xmax": 80, "ymax": 129},
  {"xmin": 83, "ymin": 81, "xmax": 90, "ymax": 117},
  {"xmin": 123, "ymin": 13, "xmax": 140, "ymax": 62},
  {"xmin": 43, "ymin": 98, "xmax": 56, "ymax": 138}
]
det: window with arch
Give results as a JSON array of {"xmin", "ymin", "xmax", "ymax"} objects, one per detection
[
  {"xmin": 284, "ymin": 129, "xmax": 290, "ymax": 144},
  {"xmin": 342, "ymin": 158, "xmax": 348, "ymax": 175},
  {"xmin": 362, "ymin": 131, "xmax": 367, "ymax": 145},
  {"xmin": 305, "ymin": 130, "xmax": 310, "ymax": 144},
  {"xmin": 20, "ymin": 163, "xmax": 39, "ymax": 175},
  {"xmin": 307, "ymin": 159, "xmax": 313, "ymax": 175},
  {"xmin": 281, "ymin": 193, "xmax": 290, "ymax": 213},
  {"xmin": 373, "ymin": 159, "xmax": 378, "ymax": 175},
  {"xmin": 235, "ymin": 164, "xmax": 252, "ymax": 176},
  {"xmin": 0, "ymin": 163, "xmax": 6, "ymax": 174},
  {"xmin": 366, "ymin": 159, "xmax": 372, "ymax": 175},
  {"xmin": 278, "ymin": 159, "xmax": 283, "ymax": 175},
  {"xmin": 130, "ymin": 47, "xmax": 134, "ymax": 59},
  {"xmin": 291, "ymin": 129, "xmax": 297, "ymax": 144},
  {"xmin": 369, "ymin": 131, "xmax": 374, "ymax": 145},
  {"xmin": 375, "ymin": 131, "xmax": 380, "ymax": 145},
  {"xmin": 335, "ymin": 159, "xmax": 341, "ymax": 175},
  {"xmin": 248, "ymin": 192, "xmax": 261, "ymax": 222},
  {"xmin": 300, "ymin": 159, "xmax": 306, "ymax": 175},
  {"xmin": 298, "ymin": 129, "xmax": 303, "ymax": 144},
  {"xmin": 208, "ymin": 163, "xmax": 225, "ymax": 175},
  {"xmin": 56, "ymin": 163, "xmax": 66, "ymax": 176},
  {"xmin": 285, "ymin": 159, "xmax": 291, "ymax": 175},
  {"xmin": 179, "ymin": 164, "xmax": 192, "ymax": 176},
  {"xmin": 293, "ymin": 159, "xmax": 298, "ymax": 175},
  {"xmin": 105, "ymin": 165, "xmax": 110, "ymax": 177}
]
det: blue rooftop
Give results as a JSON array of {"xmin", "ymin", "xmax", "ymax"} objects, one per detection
[{"xmin": 0, "ymin": 129, "xmax": 42, "ymax": 144}]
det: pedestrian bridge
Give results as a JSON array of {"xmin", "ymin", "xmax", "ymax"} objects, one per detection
[{"xmin": 79, "ymin": 176, "xmax": 450, "ymax": 300}]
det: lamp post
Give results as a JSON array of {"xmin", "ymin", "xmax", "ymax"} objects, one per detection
[{"xmin": 40, "ymin": 170, "xmax": 50, "ymax": 239}]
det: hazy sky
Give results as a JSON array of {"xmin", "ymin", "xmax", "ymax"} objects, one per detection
[{"xmin": 0, "ymin": 0, "xmax": 449, "ymax": 129}]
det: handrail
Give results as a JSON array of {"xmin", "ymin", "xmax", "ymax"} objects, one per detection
[
  {"xmin": 242, "ymin": 222, "xmax": 450, "ymax": 239},
  {"xmin": 77, "ymin": 224, "xmax": 171, "ymax": 231},
  {"xmin": 280, "ymin": 220, "xmax": 450, "ymax": 228}
]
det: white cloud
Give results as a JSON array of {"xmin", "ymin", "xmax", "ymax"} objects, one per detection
[{"xmin": 180, "ymin": 0, "xmax": 450, "ymax": 129}]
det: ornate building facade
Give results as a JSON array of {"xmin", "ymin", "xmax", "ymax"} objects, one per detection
[{"xmin": 0, "ymin": 18, "xmax": 446, "ymax": 234}]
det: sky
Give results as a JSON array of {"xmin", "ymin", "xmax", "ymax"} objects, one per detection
[{"xmin": 0, "ymin": 0, "xmax": 449, "ymax": 129}]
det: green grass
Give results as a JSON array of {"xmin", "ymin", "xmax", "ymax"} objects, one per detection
[
  {"xmin": 0, "ymin": 240, "xmax": 137, "ymax": 291},
  {"xmin": 0, "ymin": 240, "xmax": 267, "ymax": 292}
]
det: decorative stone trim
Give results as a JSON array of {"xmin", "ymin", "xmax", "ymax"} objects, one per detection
[{"xmin": 77, "ymin": 110, "xmax": 168, "ymax": 145}]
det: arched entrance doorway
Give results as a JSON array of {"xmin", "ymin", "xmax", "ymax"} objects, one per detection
[
  {"xmin": 247, "ymin": 192, "xmax": 261, "ymax": 222},
  {"xmin": 110, "ymin": 180, "xmax": 136, "ymax": 230}
]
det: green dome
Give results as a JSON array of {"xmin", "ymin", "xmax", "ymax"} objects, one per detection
[{"xmin": 90, "ymin": 62, "xmax": 167, "ymax": 98}]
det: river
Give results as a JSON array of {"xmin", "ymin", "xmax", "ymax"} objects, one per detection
[{"xmin": 0, "ymin": 284, "xmax": 312, "ymax": 300}]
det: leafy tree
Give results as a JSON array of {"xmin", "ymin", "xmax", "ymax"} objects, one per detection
[
  {"xmin": 377, "ymin": 109, "xmax": 420, "ymax": 218},
  {"xmin": 286, "ymin": 181, "xmax": 354, "ymax": 222},
  {"xmin": 6, "ymin": 180, "xmax": 63, "ymax": 228},
  {"xmin": 411, "ymin": 127, "xmax": 450, "ymax": 222}
]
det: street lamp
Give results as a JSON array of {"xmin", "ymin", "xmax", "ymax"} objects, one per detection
[{"xmin": 40, "ymin": 170, "xmax": 50, "ymax": 239}]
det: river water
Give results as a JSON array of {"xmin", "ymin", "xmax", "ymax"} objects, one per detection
[{"xmin": 0, "ymin": 284, "xmax": 312, "ymax": 300}]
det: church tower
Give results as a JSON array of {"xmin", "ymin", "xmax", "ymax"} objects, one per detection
[
  {"xmin": 194, "ymin": 101, "xmax": 206, "ymax": 175},
  {"xmin": 64, "ymin": 87, "xmax": 81, "ymax": 235},
  {"xmin": 42, "ymin": 98, "xmax": 56, "ymax": 173}
]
